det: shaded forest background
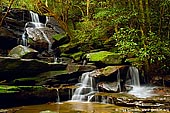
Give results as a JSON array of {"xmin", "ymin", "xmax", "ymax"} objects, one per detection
[{"xmin": 0, "ymin": 0, "xmax": 170, "ymax": 84}]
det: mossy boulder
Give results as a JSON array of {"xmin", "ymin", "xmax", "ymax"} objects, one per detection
[
  {"xmin": 59, "ymin": 42, "xmax": 80, "ymax": 54},
  {"xmin": 70, "ymin": 51, "xmax": 84, "ymax": 62},
  {"xmin": 85, "ymin": 51, "xmax": 125, "ymax": 65},
  {"xmin": 52, "ymin": 33, "xmax": 70, "ymax": 47},
  {"xmin": 8, "ymin": 45, "xmax": 38, "ymax": 59}
]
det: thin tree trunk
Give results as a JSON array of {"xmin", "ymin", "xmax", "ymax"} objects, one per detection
[
  {"xmin": 0, "ymin": 0, "xmax": 15, "ymax": 27},
  {"xmin": 158, "ymin": 4, "xmax": 164, "ymax": 37},
  {"xmin": 145, "ymin": 0, "xmax": 151, "ymax": 31},
  {"xmin": 87, "ymin": 0, "xmax": 90, "ymax": 17}
]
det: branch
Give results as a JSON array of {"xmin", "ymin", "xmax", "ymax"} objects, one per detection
[{"xmin": 0, "ymin": 0, "xmax": 15, "ymax": 27}]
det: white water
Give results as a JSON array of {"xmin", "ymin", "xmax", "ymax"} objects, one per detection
[
  {"xmin": 126, "ymin": 67, "xmax": 140, "ymax": 86},
  {"xmin": 39, "ymin": 29, "xmax": 52, "ymax": 52},
  {"xmin": 71, "ymin": 71, "xmax": 97, "ymax": 101},
  {"xmin": 128, "ymin": 86, "xmax": 157, "ymax": 98},
  {"xmin": 127, "ymin": 67, "xmax": 157, "ymax": 98},
  {"xmin": 30, "ymin": 11, "xmax": 40, "ymax": 23},
  {"xmin": 117, "ymin": 69, "xmax": 121, "ymax": 92}
]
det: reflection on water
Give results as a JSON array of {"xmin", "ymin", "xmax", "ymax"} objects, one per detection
[
  {"xmin": 12, "ymin": 101, "xmax": 125, "ymax": 113},
  {"xmin": 6, "ymin": 101, "xmax": 170, "ymax": 113}
]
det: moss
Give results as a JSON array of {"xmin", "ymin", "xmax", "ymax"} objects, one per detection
[
  {"xmin": 87, "ymin": 51, "xmax": 115, "ymax": 61},
  {"xmin": 86, "ymin": 51, "xmax": 123, "ymax": 65},
  {"xmin": 71, "ymin": 51, "xmax": 84, "ymax": 61},
  {"xmin": 0, "ymin": 85, "xmax": 20, "ymax": 93},
  {"xmin": 18, "ymin": 86, "xmax": 44, "ymax": 91},
  {"xmin": 0, "ymin": 85, "xmax": 45, "ymax": 93},
  {"xmin": 52, "ymin": 33, "xmax": 67, "ymax": 41}
]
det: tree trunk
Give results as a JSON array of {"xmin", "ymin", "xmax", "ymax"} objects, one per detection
[{"xmin": 139, "ymin": 0, "xmax": 151, "ymax": 83}]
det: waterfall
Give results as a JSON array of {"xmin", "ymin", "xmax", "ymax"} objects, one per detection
[
  {"xmin": 117, "ymin": 69, "xmax": 121, "ymax": 92},
  {"xmin": 126, "ymin": 66, "xmax": 140, "ymax": 86},
  {"xmin": 30, "ymin": 11, "xmax": 40, "ymax": 23},
  {"xmin": 56, "ymin": 89, "xmax": 60, "ymax": 103},
  {"xmin": 21, "ymin": 11, "xmax": 52, "ymax": 52},
  {"xmin": 127, "ymin": 67, "xmax": 157, "ymax": 98},
  {"xmin": 71, "ymin": 71, "xmax": 97, "ymax": 101}
]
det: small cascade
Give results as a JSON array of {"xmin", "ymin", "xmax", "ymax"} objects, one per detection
[
  {"xmin": 71, "ymin": 71, "xmax": 97, "ymax": 101},
  {"xmin": 56, "ymin": 89, "xmax": 60, "ymax": 103},
  {"xmin": 30, "ymin": 11, "xmax": 40, "ymax": 23},
  {"xmin": 21, "ymin": 31, "xmax": 28, "ymax": 46},
  {"xmin": 126, "ymin": 66, "xmax": 140, "ymax": 86},
  {"xmin": 117, "ymin": 69, "xmax": 121, "ymax": 92},
  {"xmin": 126, "ymin": 66, "xmax": 157, "ymax": 98}
]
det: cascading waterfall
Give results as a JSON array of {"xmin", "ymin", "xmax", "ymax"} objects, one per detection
[
  {"xmin": 71, "ymin": 71, "xmax": 97, "ymax": 101},
  {"xmin": 21, "ymin": 11, "xmax": 52, "ymax": 52}
]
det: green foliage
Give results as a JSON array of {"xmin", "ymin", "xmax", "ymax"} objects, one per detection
[
  {"xmin": 113, "ymin": 28, "xmax": 140, "ymax": 55},
  {"xmin": 113, "ymin": 27, "xmax": 169, "ymax": 71}
]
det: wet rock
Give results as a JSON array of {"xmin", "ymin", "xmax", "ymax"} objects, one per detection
[{"xmin": 67, "ymin": 64, "xmax": 96, "ymax": 73}]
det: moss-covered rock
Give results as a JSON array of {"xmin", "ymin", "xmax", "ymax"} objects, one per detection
[
  {"xmin": 85, "ymin": 51, "xmax": 124, "ymax": 65},
  {"xmin": 59, "ymin": 42, "xmax": 80, "ymax": 54},
  {"xmin": 52, "ymin": 33, "xmax": 70, "ymax": 47},
  {"xmin": 8, "ymin": 45, "xmax": 38, "ymax": 59},
  {"xmin": 71, "ymin": 51, "xmax": 84, "ymax": 61}
]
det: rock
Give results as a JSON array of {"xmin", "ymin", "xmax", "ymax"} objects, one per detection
[
  {"xmin": 98, "ymin": 82, "xmax": 120, "ymax": 92},
  {"xmin": 8, "ymin": 45, "xmax": 38, "ymax": 59},
  {"xmin": 59, "ymin": 43, "xmax": 80, "ymax": 54},
  {"xmin": 52, "ymin": 33, "xmax": 70, "ymax": 47},
  {"xmin": 84, "ymin": 51, "xmax": 125, "ymax": 66},
  {"xmin": 66, "ymin": 64, "xmax": 96, "ymax": 73},
  {"xmin": 0, "ymin": 57, "xmax": 67, "ymax": 81},
  {"xmin": 46, "ymin": 16, "xmax": 65, "ymax": 34}
]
